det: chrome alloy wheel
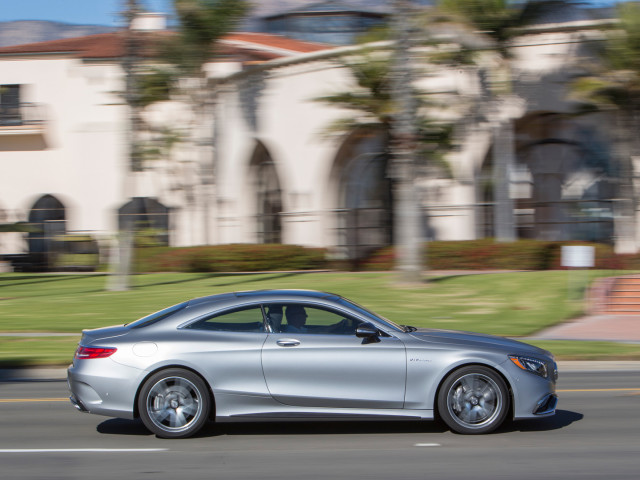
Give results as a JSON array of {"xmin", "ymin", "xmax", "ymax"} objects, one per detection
[
  {"xmin": 146, "ymin": 376, "xmax": 204, "ymax": 434},
  {"xmin": 447, "ymin": 373, "xmax": 502, "ymax": 429}
]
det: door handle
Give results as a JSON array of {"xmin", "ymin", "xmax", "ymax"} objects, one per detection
[{"xmin": 276, "ymin": 339, "xmax": 300, "ymax": 347}]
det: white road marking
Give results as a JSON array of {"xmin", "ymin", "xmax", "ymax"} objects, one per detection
[
  {"xmin": 557, "ymin": 388, "xmax": 640, "ymax": 392},
  {"xmin": 414, "ymin": 443, "xmax": 441, "ymax": 447},
  {"xmin": 0, "ymin": 449, "xmax": 168, "ymax": 453}
]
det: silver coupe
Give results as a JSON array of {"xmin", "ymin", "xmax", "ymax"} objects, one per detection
[{"xmin": 68, "ymin": 289, "xmax": 558, "ymax": 438}]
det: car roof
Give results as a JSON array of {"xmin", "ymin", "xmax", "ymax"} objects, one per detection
[{"xmin": 187, "ymin": 289, "xmax": 340, "ymax": 307}]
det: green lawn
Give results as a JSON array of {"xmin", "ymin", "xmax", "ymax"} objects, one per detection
[
  {"xmin": 0, "ymin": 336, "xmax": 80, "ymax": 368},
  {"xmin": 0, "ymin": 271, "xmax": 590, "ymax": 334},
  {"xmin": 2, "ymin": 270, "xmax": 638, "ymax": 366}
]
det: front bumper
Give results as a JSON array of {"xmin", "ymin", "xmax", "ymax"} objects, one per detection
[
  {"xmin": 533, "ymin": 393, "xmax": 558, "ymax": 416},
  {"xmin": 503, "ymin": 359, "xmax": 558, "ymax": 419}
]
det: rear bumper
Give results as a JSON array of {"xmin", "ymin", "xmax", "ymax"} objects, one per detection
[
  {"xmin": 67, "ymin": 359, "xmax": 141, "ymax": 419},
  {"xmin": 69, "ymin": 393, "xmax": 88, "ymax": 412}
]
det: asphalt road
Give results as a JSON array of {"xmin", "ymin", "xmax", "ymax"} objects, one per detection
[{"xmin": 1, "ymin": 371, "xmax": 639, "ymax": 480}]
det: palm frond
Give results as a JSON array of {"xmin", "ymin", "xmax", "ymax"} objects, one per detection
[{"xmin": 318, "ymin": 118, "xmax": 387, "ymax": 138}]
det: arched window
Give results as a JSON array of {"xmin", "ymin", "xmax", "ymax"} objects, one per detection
[
  {"xmin": 27, "ymin": 194, "xmax": 66, "ymax": 269},
  {"xmin": 250, "ymin": 143, "xmax": 282, "ymax": 244},
  {"xmin": 333, "ymin": 130, "xmax": 392, "ymax": 263},
  {"xmin": 118, "ymin": 197, "xmax": 170, "ymax": 246}
]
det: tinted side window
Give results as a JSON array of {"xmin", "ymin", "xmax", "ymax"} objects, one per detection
[
  {"xmin": 266, "ymin": 303, "xmax": 362, "ymax": 335},
  {"xmin": 186, "ymin": 306, "xmax": 265, "ymax": 333}
]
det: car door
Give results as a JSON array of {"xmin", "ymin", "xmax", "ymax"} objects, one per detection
[
  {"xmin": 181, "ymin": 304, "xmax": 269, "ymax": 397},
  {"xmin": 261, "ymin": 303, "xmax": 407, "ymax": 409}
]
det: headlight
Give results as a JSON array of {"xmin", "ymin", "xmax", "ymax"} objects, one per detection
[{"xmin": 509, "ymin": 355, "xmax": 548, "ymax": 378}]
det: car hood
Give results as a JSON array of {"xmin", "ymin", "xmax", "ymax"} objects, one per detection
[
  {"xmin": 409, "ymin": 328, "xmax": 552, "ymax": 358},
  {"xmin": 80, "ymin": 324, "xmax": 129, "ymax": 344}
]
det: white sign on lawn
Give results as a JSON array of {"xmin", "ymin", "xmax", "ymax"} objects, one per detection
[{"xmin": 561, "ymin": 245, "xmax": 595, "ymax": 268}]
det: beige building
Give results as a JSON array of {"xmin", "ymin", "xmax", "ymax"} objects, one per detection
[{"xmin": 0, "ymin": 14, "xmax": 633, "ymax": 270}]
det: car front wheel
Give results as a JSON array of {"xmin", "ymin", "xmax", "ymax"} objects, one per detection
[
  {"xmin": 138, "ymin": 368, "xmax": 211, "ymax": 438},
  {"xmin": 437, "ymin": 366, "xmax": 509, "ymax": 434}
]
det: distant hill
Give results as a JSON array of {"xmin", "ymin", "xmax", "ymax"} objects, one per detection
[
  {"xmin": 0, "ymin": 2, "xmax": 432, "ymax": 47},
  {"xmin": 0, "ymin": 1, "xmax": 613, "ymax": 49},
  {"xmin": 0, "ymin": 21, "xmax": 115, "ymax": 47}
]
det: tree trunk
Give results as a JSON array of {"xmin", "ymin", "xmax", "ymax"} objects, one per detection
[
  {"xmin": 108, "ymin": 0, "xmax": 140, "ymax": 291},
  {"xmin": 613, "ymin": 110, "xmax": 637, "ymax": 254},
  {"xmin": 391, "ymin": 0, "xmax": 423, "ymax": 283},
  {"xmin": 492, "ymin": 120, "xmax": 516, "ymax": 242},
  {"xmin": 393, "ymin": 162, "xmax": 423, "ymax": 282}
]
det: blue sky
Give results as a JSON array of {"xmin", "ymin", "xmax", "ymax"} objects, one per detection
[
  {"xmin": 0, "ymin": 0, "xmax": 175, "ymax": 26},
  {"xmin": 0, "ymin": 1, "xmax": 625, "ymax": 27}
]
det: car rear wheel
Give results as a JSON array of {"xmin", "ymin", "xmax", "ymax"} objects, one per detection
[
  {"xmin": 437, "ymin": 366, "xmax": 509, "ymax": 434},
  {"xmin": 138, "ymin": 368, "xmax": 210, "ymax": 438}
]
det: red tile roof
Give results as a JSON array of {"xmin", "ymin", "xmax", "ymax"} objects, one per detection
[
  {"xmin": 0, "ymin": 31, "xmax": 329, "ymax": 60},
  {"xmin": 0, "ymin": 33, "xmax": 125, "ymax": 58},
  {"xmin": 222, "ymin": 32, "xmax": 329, "ymax": 54}
]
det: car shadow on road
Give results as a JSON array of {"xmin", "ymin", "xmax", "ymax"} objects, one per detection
[
  {"xmin": 97, "ymin": 411, "xmax": 582, "ymax": 438},
  {"xmin": 501, "ymin": 409, "xmax": 583, "ymax": 433},
  {"xmin": 201, "ymin": 421, "xmax": 450, "ymax": 437},
  {"xmin": 97, "ymin": 418, "xmax": 449, "ymax": 438},
  {"xmin": 97, "ymin": 418, "xmax": 154, "ymax": 436}
]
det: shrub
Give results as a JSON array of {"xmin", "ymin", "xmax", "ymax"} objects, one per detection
[
  {"xmin": 360, "ymin": 240, "xmax": 640, "ymax": 271},
  {"xmin": 135, "ymin": 240, "xmax": 640, "ymax": 273},
  {"xmin": 135, "ymin": 244, "xmax": 327, "ymax": 273}
]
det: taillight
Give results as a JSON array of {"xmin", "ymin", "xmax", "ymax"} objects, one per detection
[{"xmin": 74, "ymin": 345, "xmax": 117, "ymax": 359}]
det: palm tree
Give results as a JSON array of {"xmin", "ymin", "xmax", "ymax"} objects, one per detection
[
  {"xmin": 570, "ymin": 2, "xmax": 640, "ymax": 252},
  {"xmin": 436, "ymin": 0, "xmax": 570, "ymax": 242},
  {"xmin": 109, "ymin": 0, "xmax": 249, "ymax": 291},
  {"xmin": 315, "ymin": 8, "xmax": 453, "ymax": 280},
  {"xmin": 139, "ymin": 0, "xmax": 249, "ymax": 244},
  {"xmin": 108, "ymin": 0, "xmax": 143, "ymax": 291}
]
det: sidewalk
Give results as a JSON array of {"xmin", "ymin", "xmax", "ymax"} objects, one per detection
[{"xmin": 531, "ymin": 314, "xmax": 640, "ymax": 343}]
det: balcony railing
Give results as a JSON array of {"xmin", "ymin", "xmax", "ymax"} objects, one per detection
[{"xmin": 0, "ymin": 102, "xmax": 46, "ymax": 127}]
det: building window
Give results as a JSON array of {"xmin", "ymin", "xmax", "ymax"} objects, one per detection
[
  {"xmin": 118, "ymin": 197, "xmax": 170, "ymax": 246},
  {"xmin": 0, "ymin": 84, "xmax": 21, "ymax": 126},
  {"xmin": 334, "ymin": 131, "xmax": 393, "ymax": 264},
  {"xmin": 250, "ymin": 143, "xmax": 282, "ymax": 244},
  {"xmin": 27, "ymin": 194, "xmax": 66, "ymax": 270}
]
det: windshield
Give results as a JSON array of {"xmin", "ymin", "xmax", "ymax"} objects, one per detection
[
  {"xmin": 126, "ymin": 301, "xmax": 188, "ymax": 328},
  {"xmin": 335, "ymin": 297, "xmax": 406, "ymax": 332}
]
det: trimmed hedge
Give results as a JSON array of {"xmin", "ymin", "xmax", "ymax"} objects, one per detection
[
  {"xmin": 361, "ymin": 239, "xmax": 640, "ymax": 271},
  {"xmin": 134, "ymin": 240, "xmax": 640, "ymax": 273},
  {"xmin": 135, "ymin": 244, "xmax": 328, "ymax": 273}
]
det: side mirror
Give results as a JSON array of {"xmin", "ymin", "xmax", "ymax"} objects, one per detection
[{"xmin": 355, "ymin": 323, "xmax": 380, "ymax": 344}]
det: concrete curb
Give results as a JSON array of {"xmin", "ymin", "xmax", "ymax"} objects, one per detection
[
  {"xmin": 557, "ymin": 360, "xmax": 640, "ymax": 372},
  {"xmin": 2, "ymin": 361, "xmax": 640, "ymax": 382},
  {"xmin": 0, "ymin": 367, "xmax": 69, "ymax": 382}
]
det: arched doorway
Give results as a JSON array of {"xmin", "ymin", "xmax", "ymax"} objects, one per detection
[
  {"xmin": 478, "ymin": 113, "xmax": 616, "ymax": 243},
  {"xmin": 333, "ymin": 130, "xmax": 392, "ymax": 263},
  {"xmin": 515, "ymin": 113, "xmax": 616, "ymax": 242},
  {"xmin": 27, "ymin": 194, "xmax": 66, "ymax": 269},
  {"xmin": 250, "ymin": 142, "xmax": 282, "ymax": 244}
]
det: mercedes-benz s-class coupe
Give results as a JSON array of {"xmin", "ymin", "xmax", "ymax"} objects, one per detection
[{"xmin": 68, "ymin": 289, "xmax": 558, "ymax": 438}]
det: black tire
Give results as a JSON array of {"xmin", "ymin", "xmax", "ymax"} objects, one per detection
[
  {"xmin": 437, "ymin": 365, "xmax": 509, "ymax": 434},
  {"xmin": 138, "ymin": 368, "xmax": 211, "ymax": 439}
]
